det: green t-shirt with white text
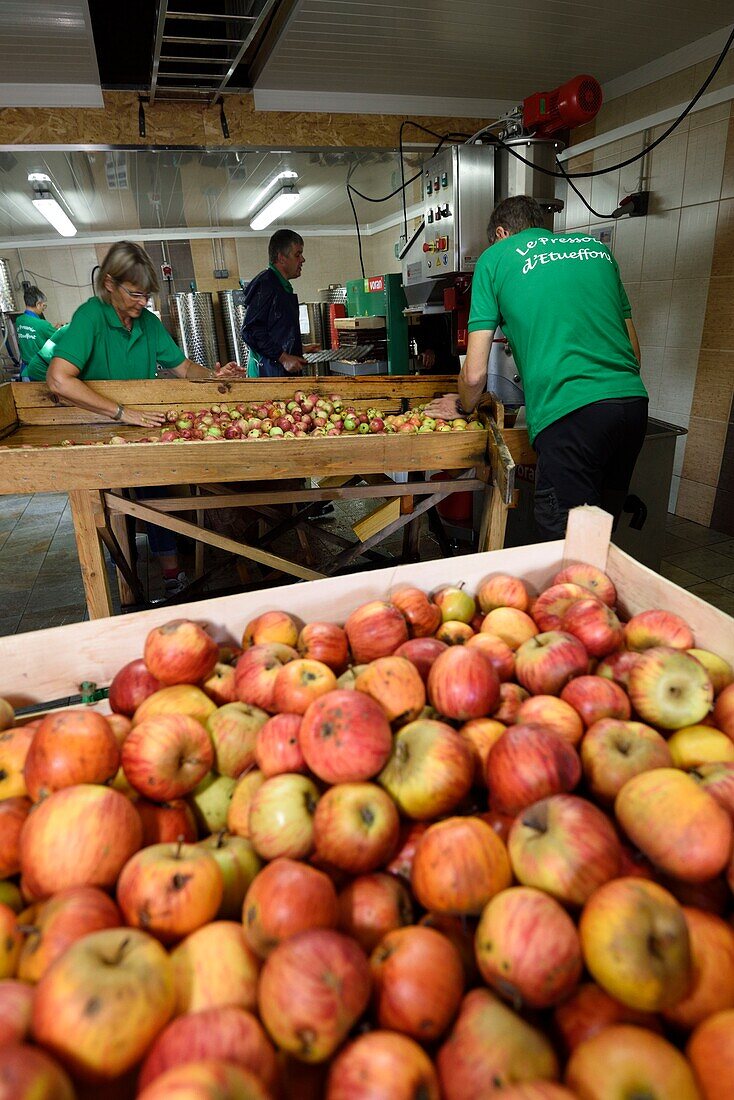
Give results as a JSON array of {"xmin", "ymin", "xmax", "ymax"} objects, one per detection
[{"xmin": 468, "ymin": 228, "xmax": 647, "ymax": 443}]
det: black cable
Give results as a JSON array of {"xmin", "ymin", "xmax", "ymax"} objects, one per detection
[
  {"xmin": 23, "ymin": 268, "xmax": 93, "ymax": 289},
  {"xmin": 399, "ymin": 123, "xmax": 471, "ymax": 238},
  {"xmin": 482, "ymin": 23, "xmax": 733, "ymax": 184},
  {"xmin": 346, "ymin": 161, "xmax": 366, "ymax": 279}
]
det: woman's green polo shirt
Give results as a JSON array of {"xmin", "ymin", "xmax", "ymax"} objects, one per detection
[{"xmin": 52, "ymin": 296, "xmax": 186, "ymax": 380}]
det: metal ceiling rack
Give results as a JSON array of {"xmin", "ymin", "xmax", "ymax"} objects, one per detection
[{"xmin": 149, "ymin": 0, "xmax": 297, "ymax": 104}]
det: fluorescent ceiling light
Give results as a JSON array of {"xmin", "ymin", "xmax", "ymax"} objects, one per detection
[
  {"xmin": 251, "ymin": 170, "xmax": 298, "ymax": 209},
  {"xmin": 28, "ymin": 173, "xmax": 76, "ymax": 237},
  {"xmin": 250, "ymin": 184, "xmax": 300, "ymax": 231},
  {"xmin": 32, "ymin": 192, "xmax": 77, "ymax": 237}
]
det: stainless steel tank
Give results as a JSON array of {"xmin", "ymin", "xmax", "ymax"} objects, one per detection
[
  {"xmin": 171, "ymin": 291, "xmax": 219, "ymax": 369},
  {"xmin": 220, "ymin": 288, "xmax": 248, "ymax": 366},
  {"xmin": 0, "ymin": 259, "xmax": 16, "ymax": 313}
]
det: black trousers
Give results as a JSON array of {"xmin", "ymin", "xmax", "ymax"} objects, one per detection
[{"xmin": 532, "ymin": 397, "xmax": 649, "ymax": 540}]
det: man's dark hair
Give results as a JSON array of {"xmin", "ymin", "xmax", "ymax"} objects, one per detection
[
  {"xmin": 268, "ymin": 229, "xmax": 304, "ymax": 265},
  {"xmin": 487, "ymin": 196, "xmax": 545, "ymax": 245},
  {"xmin": 23, "ymin": 284, "xmax": 46, "ymax": 308}
]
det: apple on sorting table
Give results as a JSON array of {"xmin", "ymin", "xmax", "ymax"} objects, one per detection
[
  {"xmin": 133, "ymin": 683, "xmax": 217, "ymax": 727},
  {"xmin": 23, "ymin": 709, "xmax": 120, "ymax": 802},
  {"xmin": 689, "ymin": 648, "xmax": 733, "ymax": 696},
  {"xmin": 17, "ymin": 885, "xmax": 122, "ymax": 984},
  {"xmin": 371, "ymin": 924, "xmax": 465, "ymax": 1041},
  {"xmin": 477, "ymin": 573, "xmax": 532, "ymax": 614},
  {"xmin": 615, "ymin": 768, "xmax": 732, "ymax": 883},
  {"xmin": 258, "ymin": 929, "xmax": 372, "ymax": 1063},
  {"xmin": 667, "ymin": 724, "xmax": 734, "ymax": 769},
  {"xmin": 475, "ymin": 886, "xmax": 583, "ymax": 1008},
  {"xmin": 327, "ymin": 1030, "xmax": 440, "ymax": 1100},
  {"xmin": 378, "ymin": 719, "xmax": 474, "ymax": 821},
  {"xmin": 411, "ymin": 815, "xmax": 511, "ymax": 915},
  {"xmin": 391, "ymin": 587, "xmax": 443, "ymax": 638},
  {"xmin": 109, "ymin": 658, "xmax": 162, "ymax": 716},
  {"xmin": 433, "ymin": 586, "xmax": 476, "ymax": 625},
  {"xmin": 144, "ymin": 619, "xmax": 219, "ymax": 686},
  {"xmin": 530, "ymin": 583, "xmax": 591, "ymax": 632},
  {"xmin": 0, "ymin": 981, "xmax": 34, "ymax": 1046},
  {"xmin": 624, "ymin": 609, "xmax": 695, "ymax": 652},
  {"xmin": 481, "ymin": 607, "xmax": 538, "ymax": 650},
  {"xmin": 234, "ymin": 643, "xmax": 298, "ymax": 714},
  {"xmin": 117, "ymin": 841, "xmax": 223, "ymax": 944},
  {"xmin": 188, "ymin": 773, "xmax": 237, "ymax": 834},
  {"xmin": 515, "ymin": 696, "xmax": 583, "ymax": 745},
  {"xmin": 580, "ymin": 718, "xmax": 672, "ymax": 803},
  {"xmin": 553, "ymin": 562, "xmax": 616, "ymax": 606},
  {"xmin": 206, "ymin": 702, "xmax": 268, "ymax": 778},
  {"xmin": 436, "ymin": 988, "xmax": 559, "ymax": 1100},
  {"xmin": 508, "ymin": 795, "xmax": 621, "ymax": 906},
  {"xmin": 31, "ymin": 927, "xmax": 175, "ymax": 1082},
  {"xmin": 578, "ymin": 878, "xmax": 692, "ymax": 1011},
  {"xmin": 486, "ymin": 724, "xmax": 581, "ymax": 816},
  {"xmin": 137, "ymin": 1005, "xmax": 278, "ymax": 1094},
  {"xmin": 20, "ymin": 784, "xmax": 143, "ymax": 899},
  {"xmin": 299, "ymin": 690, "xmax": 393, "ymax": 784},
  {"xmin": 0, "ymin": 1045, "xmax": 75, "ymax": 1100},
  {"xmin": 243, "ymin": 857, "xmax": 338, "ymax": 958},
  {"xmin": 248, "ymin": 773, "xmax": 320, "ymax": 861},
  {"xmin": 272, "ymin": 658, "xmax": 337, "ymax": 715},
  {"xmin": 715, "ymin": 682, "xmax": 734, "ymax": 740},
  {"xmin": 345, "ymin": 600, "xmax": 409, "ymax": 663},
  {"xmin": 0, "ymin": 796, "xmax": 30, "ymax": 878},
  {"xmin": 122, "ymin": 714, "xmax": 214, "ymax": 801},
  {"xmin": 355, "ymin": 657, "xmax": 426, "ymax": 726},
  {"xmin": 170, "ymin": 919, "xmax": 263, "ymax": 1012},
  {"xmin": 242, "ymin": 610, "xmax": 299, "ymax": 649},
  {"xmin": 514, "ymin": 630, "xmax": 589, "ymax": 697},
  {"xmin": 0, "ymin": 723, "xmax": 37, "ymax": 799},
  {"xmin": 427, "ymin": 646, "xmax": 499, "ymax": 721},
  {"xmin": 312, "ymin": 782, "xmax": 400, "ymax": 874},
  {"xmin": 561, "ymin": 599, "xmax": 624, "ymax": 659},
  {"xmin": 565, "ymin": 1025, "xmax": 700, "ymax": 1100},
  {"xmin": 297, "ymin": 622, "xmax": 350, "ymax": 672},
  {"xmin": 560, "ymin": 675, "xmax": 631, "ymax": 727},
  {"xmin": 337, "ymin": 873, "xmax": 414, "ymax": 954}
]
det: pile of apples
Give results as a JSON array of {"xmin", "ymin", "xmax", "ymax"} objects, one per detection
[
  {"xmin": 120, "ymin": 391, "xmax": 480, "ymax": 445},
  {"xmin": 1, "ymin": 566, "xmax": 734, "ymax": 1100}
]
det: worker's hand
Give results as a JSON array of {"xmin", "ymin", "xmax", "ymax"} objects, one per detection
[
  {"xmin": 280, "ymin": 353, "xmax": 307, "ymax": 374},
  {"xmin": 420, "ymin": 349, "xmax": 436, "ymax": 370},
  {"xmin": 214, "ymin": 360, "xmax": 244, "ymax": 378},
  {"xmin": 119, "ymin": 407, "xmax": 166, "ymax": 427},
  {"xmin": 424, "ymin": 393, "xmax": 461, "ymax": 420}
]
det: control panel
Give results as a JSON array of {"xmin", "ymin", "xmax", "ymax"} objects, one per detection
[{"xmin": 420, "ymin": 143, "xmax": 495, "ymax": 282}]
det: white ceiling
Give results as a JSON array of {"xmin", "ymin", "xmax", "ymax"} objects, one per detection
[
  {"xmin": 0, "ymin": 0, "xmax": 101, "ymax": 106},
  {"xmin": 255, "ymin": 0, "xmax": 734, "ymax": 110},
  {"xmin": 0, "ymin": 147, "xmax": 424, "ymax": 245}
]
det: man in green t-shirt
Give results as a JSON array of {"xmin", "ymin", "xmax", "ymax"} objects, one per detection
[
  {"xmin": 14, "ymin": 286, "xmax": 58, "ymax": 378},
  {"xmin": 427, "ymin": 195, "xmax": 648, "ymax": 539}
]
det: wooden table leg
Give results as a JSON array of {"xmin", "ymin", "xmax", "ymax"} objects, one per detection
[
  {"xmin": 108, "ymin": 508, "xmax": 137, "ymax": 607},
  {"xmin": 68, "ymin": 489, "xmax": 113, "ymax": 620},
  {"xmin": 478, "ymin": 484, "xmax": 509, "ymax": 551}
]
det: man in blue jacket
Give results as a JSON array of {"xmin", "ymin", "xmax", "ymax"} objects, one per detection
[{"xmin": 242, "ymin": 229, "xmax": 308, "ymax": 378}]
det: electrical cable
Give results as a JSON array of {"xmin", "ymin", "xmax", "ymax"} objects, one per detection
[
  {"xmin": 22, "ymin": 269, "xmax": 93, "ymax": 289},
  {"xmin": 346, "ymin": 127, "xmax": 468, "ymax": 277}
]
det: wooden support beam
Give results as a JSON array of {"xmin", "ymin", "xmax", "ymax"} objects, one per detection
[
  {"xmin": 68, "ymin": 490, "xmax": 113, "ymax": 619},
  {"xmin": 353, "ymin": 500, "xmax": 401, "ymax": 543},
  {"xmin": 104, "ymin": 494, "xmax": 325, "ymax": 582}
]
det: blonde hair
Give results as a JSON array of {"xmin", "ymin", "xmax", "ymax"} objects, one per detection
[{"xmin": 96, "ymin": 241, "xmax": 160, "ymax": 303}]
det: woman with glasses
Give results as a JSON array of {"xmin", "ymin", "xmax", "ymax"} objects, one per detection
[
  {"xmin": 46, "ymin": 240, "xmax": 234, "ymax": 426},
  {"xmin": 46, "ymin": 240, "xmax": 237, "ymax": 597}
]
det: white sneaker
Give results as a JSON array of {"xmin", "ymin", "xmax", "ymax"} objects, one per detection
[{"xmin": 163, "ymin": 571, "xmax": 189, "ymax": 597}]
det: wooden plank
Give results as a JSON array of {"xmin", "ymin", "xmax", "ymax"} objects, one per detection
[
  {"xmin": 0, "ymin": 538, "xmax": 570, "ymax": 709},
  {"xmin": 11, "ymin": 376, "xmax": 459, "ymax": 416},
  {"xmin": 353, "ymin": 499, "xmax": 401, "ymax": 542},
  {"xmin": 486, "ymin": 419, "xmax": 516, "ymax": 506},
  {"xmin": 563, "ymin": 506, "xmax": 615, "ymax": 572},
  {"xmin": 0, "ymin": 382, "xmax": 17, "ymax": 434},
  {"xmin": 107, "ymin": 494, "xmax": 325, "ymax": 582},
  {"xmin": 478, "ymin": 485, "xmax": 510, "ymax": 551},
  {"xmin": 68, "ymin": 490, "xmax": 113, "ymax": 620},
  {"xmin": 502, "ymin": 427, "xmax": 536, "ymax": 466},
  {"xmin": 128, "ymin": 481, "xmax": 484, "ymax": 510},
  {"xmin": 108, "ymin": 509, "xmax": 138, "ymax": 607},
  {"xmin": 0, "ymin": 430, "xmax": 488, "ymax": 495}
]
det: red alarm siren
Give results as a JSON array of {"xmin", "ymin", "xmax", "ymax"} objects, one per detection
[{"xmin": 522, "ymin": 74, "xmax": 603, "ymax": 136}]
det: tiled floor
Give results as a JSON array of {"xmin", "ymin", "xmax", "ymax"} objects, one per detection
[{"xmin": 0, "ymin": 493, "xmax": 732, "ymax": 634}]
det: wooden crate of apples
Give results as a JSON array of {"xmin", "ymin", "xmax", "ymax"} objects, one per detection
[{"xmin": 1, "ymin": 562, "xmax": 734, "ymax": 1100}]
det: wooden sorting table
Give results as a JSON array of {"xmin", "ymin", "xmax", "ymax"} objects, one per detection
[{"xmin": 0, "ymin": 377, "xmax": 535, "ymax": 620}]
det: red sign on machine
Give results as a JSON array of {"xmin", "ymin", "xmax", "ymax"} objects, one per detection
[{"xmin": 367, "ymin": 275, "xmax": 384, "ymax": 293}]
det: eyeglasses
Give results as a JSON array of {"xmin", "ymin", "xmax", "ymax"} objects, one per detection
[{"xmin": 114, "ymin": 280, "xmax": 149, "ymax": 303}]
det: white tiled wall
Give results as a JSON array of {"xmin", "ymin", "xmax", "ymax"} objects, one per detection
[{"xmin": 560, "ymin": 96, "xmax": 733, "ymax": 512}]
